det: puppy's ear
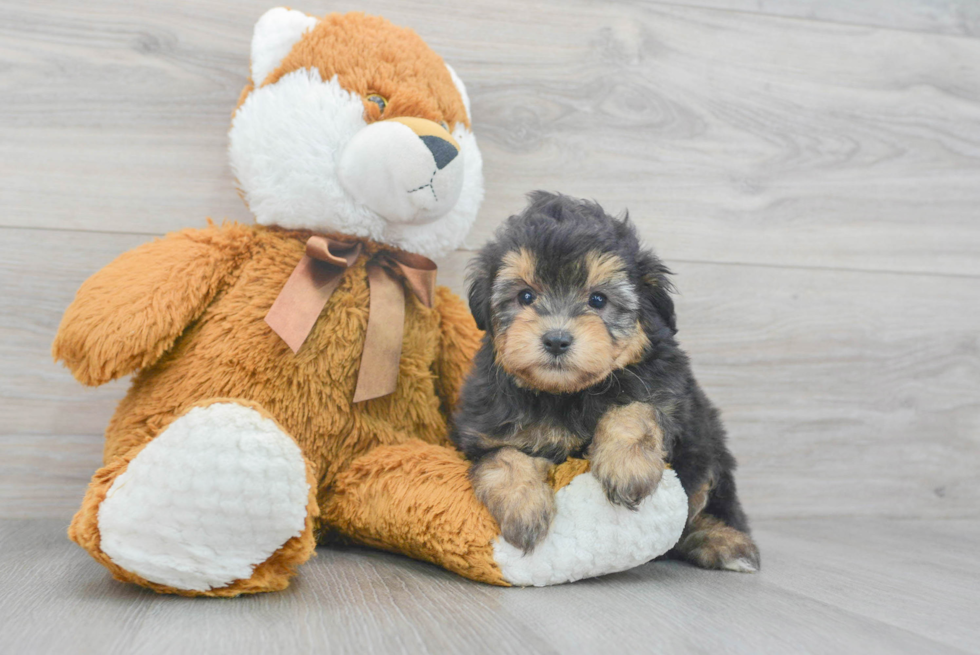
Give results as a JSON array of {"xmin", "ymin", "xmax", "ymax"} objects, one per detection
[
  {"xmin": 466, "ymin": 249, "xmax": 496, "ymax": 332},
  {"xmin": 637, "ymin": 251, "xmax": 677, "ymax": 336}
]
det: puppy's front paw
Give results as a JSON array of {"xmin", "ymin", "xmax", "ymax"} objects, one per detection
[
  {"xmin": 590, "ymin": 402, "xmax": 667, "ymax": 510},
  {"xmin": 592, "ymin": 444, "xmax": 665, "ymax": 510},
  {"xmin": 494, "ymin": 486, "xmax": 557, "ymax": 554},
  {"xmin": 471, "ymin": 448, "xmax": 557, "ymax": 554}
]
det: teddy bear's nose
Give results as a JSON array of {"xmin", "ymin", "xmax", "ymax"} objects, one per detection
[{"xmin": 419, "ymin": 135, "xmax": 458, "ymax": 170}]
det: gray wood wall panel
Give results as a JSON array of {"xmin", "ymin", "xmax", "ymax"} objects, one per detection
[
  {"xmin": 2, "ymin": 1, "xmax": 979, "ymax": 275},
  {"xmin": 661, "ymin": 0, "xmax": 980, "ymax": 38}
]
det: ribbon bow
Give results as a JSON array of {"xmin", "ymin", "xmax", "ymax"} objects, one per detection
[{"xmin": 265, "ymin": 236, "xmax": 437, "ymax": 403}]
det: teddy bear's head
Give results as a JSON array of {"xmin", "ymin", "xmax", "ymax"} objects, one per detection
[{"xmin": 229, "ymin": 8, "xmax": 483, "ymax": 259}]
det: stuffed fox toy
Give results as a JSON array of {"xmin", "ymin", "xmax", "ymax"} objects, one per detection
[{"xmin": 53, "ymin": 8, "xmax": 688, "ymax": 596}]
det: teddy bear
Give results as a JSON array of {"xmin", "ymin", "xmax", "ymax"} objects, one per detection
[{"xmin": 52, "ymin": 8, "xmax": 689, "ymax": 596}]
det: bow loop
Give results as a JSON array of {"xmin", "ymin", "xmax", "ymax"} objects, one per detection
[
  {"xmin": 305, "ymin": 235, "xmax": 361, "ymax": 267},
  {"xmin": 265, "ymin": 235, "xmax": 438, "ymax": 403},
  {"xmin": 374, "ymin": 250, "xmax": 438, "ymax": 309}
]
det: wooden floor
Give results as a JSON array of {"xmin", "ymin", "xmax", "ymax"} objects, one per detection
[
  {"xmin": 1, "ymin": 517, "xmax": 978, "ymax": 654},
  {"xmin": 1, "ymin": 0, "xmax": 978, "ymax": 652}
]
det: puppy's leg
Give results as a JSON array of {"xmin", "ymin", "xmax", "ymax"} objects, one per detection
[
  {"xmin": 590, "ymin": 402, "xmax": 666, "ymax": 510},
  {"xmin": 471, "ymin": 447, "xmax": 556, "ymax": 554},
  {"xmin": 674, "ymin": 471, "xmax": 760, "ymax": 572}
]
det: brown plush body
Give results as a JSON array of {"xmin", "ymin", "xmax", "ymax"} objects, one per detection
[
  {"xmin": 58, "ymin": 224, "xmax": 472, "ymax": 490},
  {"xmin": 54, "ymin": 223, "xmax": 519, "ymax": 593}
]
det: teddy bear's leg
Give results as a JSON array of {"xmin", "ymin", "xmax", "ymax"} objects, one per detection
[
  {"xmin": 323, "ymin": 440, "xmax": 509, "ymax": 585},
  {"xmin": 323, "ymin": 441, "xmax": 689, "ymax": 587},
  {"xmin": 69, "ymin": 400, "xmax": 318, "ymax": 596}
]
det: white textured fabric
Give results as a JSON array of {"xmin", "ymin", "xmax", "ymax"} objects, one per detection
[
  {"xmin": 228, "ymin": 68, "xmax": 484, "ymax": 259},
  {"xmin": 494, "ymin": 469, "xmax": 688, "ymax": 587},
  {"xmin": 97, "ymin": 403, "xmax": 310, "ymax": 592},
  {"xmin": 250, "ymin": 7, "xmax": 318, "ymax": 87},
  {"xmin": 338, "ymin": 119, "xmax": 465, "ymax": 225}
]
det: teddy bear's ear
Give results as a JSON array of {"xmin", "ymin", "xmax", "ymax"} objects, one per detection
[
  {"xmin": 445, "ymin": 64, "xmax": 471, "ymax": 122},
  {"xmin": 251, "ymin": 7, "xmax": 318, "ymax": 87}
]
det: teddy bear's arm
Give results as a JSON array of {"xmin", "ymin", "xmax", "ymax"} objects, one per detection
[
  {"xmin": 431, "ymin": 286, "xmax": 483, "ymax": 418},
  {"xmin": 52, "ymin": 223, "xmax": 255, "ymax": 386}
]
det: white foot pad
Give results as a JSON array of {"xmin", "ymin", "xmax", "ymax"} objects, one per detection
[
  {"xmin": 98, "ymin": 403, "xmax": 310, "ymax": 591},
  {"xmin": 493, "ymin": 468, "xmax": 688, "ymax": 586}
]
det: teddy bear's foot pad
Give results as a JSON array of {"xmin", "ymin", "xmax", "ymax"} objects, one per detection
[
  {"xmin": 97, "ymin": 402, "xmax": 310, "ymax": 592},
  {"xmin": 493, "ymin": 468, "xmax": 688, "ymax": 586}
]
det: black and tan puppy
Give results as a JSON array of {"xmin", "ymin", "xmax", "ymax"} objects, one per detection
[{"xmin": 451, "ymin": 192, "xmax": 760, "ymax": 572}]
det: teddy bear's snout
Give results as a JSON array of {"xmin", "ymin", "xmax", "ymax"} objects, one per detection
[{"xmin": 337, "ymin": 116, "xmax": 465, "ymax": 226}]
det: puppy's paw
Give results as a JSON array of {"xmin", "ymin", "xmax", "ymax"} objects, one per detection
[
  {"xmin": 495, "ymin": 486, "xmax": 557, "ymax": 554},
  {"xmin": 592, "ymin": 442, "xmax": 665, "ymax": 510},
  {"xmin": 675, "ymin": 514, "xmax": 761, "ymax": 573},
  {"xmin": 471, "ymin": 448, "xmax": 557, "ymax": 554},
  {"xmin": 590, "ymin": 402, "xmax": 666, "ymax": 510}
]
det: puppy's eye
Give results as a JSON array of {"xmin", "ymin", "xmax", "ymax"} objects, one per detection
[
  {"xmin": 367, "ymin": 94, "xmax": 387, "ymax": 113},
  {"xmin": 588, "ymin": 292, "xmax": 608, "ymax": 310},
  {"xmin": 517, "ymin": 289, "xmax": 536, "ymax": 306}
]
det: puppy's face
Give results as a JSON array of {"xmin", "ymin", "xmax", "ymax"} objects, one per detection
[{"xmin": 488, "ymin": 246, "xmax": 650, "ymax": 393}]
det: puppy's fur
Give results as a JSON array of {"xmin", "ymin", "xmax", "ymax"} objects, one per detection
[{"xmin": 451, "ymin": 192, "xmax": 760, "ymax": 572}]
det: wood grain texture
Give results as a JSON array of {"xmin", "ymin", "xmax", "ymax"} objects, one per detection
[
  {"xmin": 3, "ymin": 229, "xmax": 977, "ymax": 520},
  {"xmin": 2, "ymin": 0, "xmax": 979, "ymax": 275},
  {"xmin": 0, "ymin": 436, "xmax": 102, "ymax": 519},
  {"xmin": 661, "ymin": 0, "xmax": 980, "ymax": 38},
  {"xmin": 758, "ymin": 518, "xmax": 980, "ymax": 652},
  {"xmin": 1, "ymin": 518, "xmax": 977, "ymax": 655},
  {"xmin": 0, "ymin": 228, "xmax": 147, "ymax": 437}
]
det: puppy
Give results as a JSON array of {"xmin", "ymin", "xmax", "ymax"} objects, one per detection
[{"xmin": 450, "ymin": 192, "xmax": 760, "ymax": 572}]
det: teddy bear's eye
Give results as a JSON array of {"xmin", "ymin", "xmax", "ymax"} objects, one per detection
[
  {"xmin": 367, "ymin": 94, "xmax": 387, "ymax": 113},
  {"xmin": 517, "ymin": 289, "xmax": 536, "ymax": 306}
]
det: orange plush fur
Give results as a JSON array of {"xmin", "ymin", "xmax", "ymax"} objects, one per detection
[{"xmin": 269, "ymin": 14, "xmax": 469, "ymax": 129}]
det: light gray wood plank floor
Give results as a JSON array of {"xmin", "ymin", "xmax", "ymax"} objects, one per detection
[{"xmin": 1, "ymin": 518, "xmax": 977, "ymax": 655}]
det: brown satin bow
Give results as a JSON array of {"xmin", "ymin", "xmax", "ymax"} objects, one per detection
[{"xmin": 265, "ymin": 235, "xmax": 437, "ymax": 403}]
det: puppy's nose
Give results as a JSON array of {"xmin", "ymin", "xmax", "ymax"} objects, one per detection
[{"xmin": 542, "ymin": 330, "xmax": 573, "ymax": 356}]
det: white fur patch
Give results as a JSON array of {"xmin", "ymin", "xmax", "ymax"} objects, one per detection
[
  {"xmin": 723, "ymin": 557, "xmax": 759, "ymax": 573},
  {"xmin": 97, "ymin": 403, "xmax": 310, "ymax": 592},
  {"xmin": 229, "ymin": 68, "xmax": 483, "ymax": 259},
  {"xmin": 250, "ymin": 8, "xmax": 318, "ymax": 87},
  {"xmin": 338, "ymin": 120, "xmax": 465, "ymax": 224},
  {"xmin": 493, "ymin": 468, "xmax": 688, "ymax": 587}
]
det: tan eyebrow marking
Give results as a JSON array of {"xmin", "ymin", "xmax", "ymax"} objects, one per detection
[
  {"xmin": 584, "ymin": 251, "xmax": 627, "ymax": 288},
  {"xmin": 498, "ymin": 248, "xmax": 538, "ymax": 287}
]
